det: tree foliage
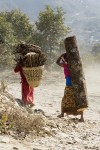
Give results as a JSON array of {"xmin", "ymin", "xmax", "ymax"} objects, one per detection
[
  {"xmin": 0, "ymin": 10, "xmax": 34, "ymax": 42},
  {"xmin": 0, "ymin": 10, "xmax": 35, "ymax": 67},
  {"xmin": 0, "ymin": 16, "xmax": 15, "ymax": 67},
  {"xmin": 0, "ymin": 6, "xmax": 70, "ymax": 67},
  {"xmin": 34, "ymin": 5, "xmax": 70, "ymax": 62},
  {"xmin": 0, "ymin": 16, "xmax": 14, "ymax": 44}
]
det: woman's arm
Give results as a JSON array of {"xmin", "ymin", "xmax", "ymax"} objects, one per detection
[
  {"xmin": 56, "ymin": 55, "xmax": 64, "ymax": 67},
  {"xmin": 61, "ymin": 57, "xmax": 67, "ymax": 64},
  {"xmin": 14, "ymin": 64, "xmax": 21, "ymax": 73}
]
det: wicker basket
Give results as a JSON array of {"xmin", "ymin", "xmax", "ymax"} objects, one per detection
[{"xmin": 22, "ymin": 66, "xmax": 44, "ymax": 87}]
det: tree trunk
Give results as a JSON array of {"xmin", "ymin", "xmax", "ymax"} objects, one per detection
[{"xmin": 64, "ymin": 36, "xmax": 88, "ymax": 110}]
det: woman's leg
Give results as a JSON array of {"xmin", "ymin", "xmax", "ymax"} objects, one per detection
[
  {"xmin": 79, "ymin": 111, "xmax": 84, "ymax": 122},
  {"xmin": 57, "ymin": 113, "xmax": 64, "ymax": 117},
  {"xmin": 57, "ymin": 103, "xmax": 64, "ymax": 117}
]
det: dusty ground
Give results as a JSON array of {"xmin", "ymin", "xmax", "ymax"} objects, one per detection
[{"xmin": 0, "ymin": 66, "xmax": 100, "ymax": 150}]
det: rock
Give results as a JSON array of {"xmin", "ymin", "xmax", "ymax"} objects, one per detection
[
  {"xmin": 0, "ymin": 137, "xmax": 10, "ymax": 143},
  {"xmin": 13, "ymin": 147, "xmax": 19, "ymax": 150},
  {"xmin": 33, "ymin": 147, "xmax": 47, "ymax": 150}
]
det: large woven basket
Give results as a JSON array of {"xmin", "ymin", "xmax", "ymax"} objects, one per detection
[{"xmin": 22, "ymin": 66, "xmax": 44, "ymax": 87}]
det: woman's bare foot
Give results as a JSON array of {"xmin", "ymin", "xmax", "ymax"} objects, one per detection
[
  {"xmin": 29, "ymin": 103, "xmax": 35, "ymax": 108},
  {"xmin": 57, "ymin": 113, "xmax": 64, "ymax": 118},
  {"xmin": 79, "ymin": 118, "xmax": 84, "ymax": 122}
]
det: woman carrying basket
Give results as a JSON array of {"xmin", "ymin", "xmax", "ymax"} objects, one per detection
[{"xmin": 14, "ymin": 60, "xmax": 34, "ymax": 108}]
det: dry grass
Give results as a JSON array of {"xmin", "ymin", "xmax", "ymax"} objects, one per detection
[
  {"xmin": 0, "ymin": 81, "xmax": 45, "ymax": 138},
  {"xmin": 0, "ymin": 80, "xmax": 7, "ymax": 92}
]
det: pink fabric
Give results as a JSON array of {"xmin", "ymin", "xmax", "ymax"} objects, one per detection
[
  {"xmin": 63, "ymin": 64, "xmax": 71, "ymax": 77},
  {"xmin": 14, "ymin": 65, "xmax": 34, "ymax": 104}
]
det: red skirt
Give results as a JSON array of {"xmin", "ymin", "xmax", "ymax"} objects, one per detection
[{"xmin": 21, "ymin": 81, "xmax": 34, "ymax": 104}]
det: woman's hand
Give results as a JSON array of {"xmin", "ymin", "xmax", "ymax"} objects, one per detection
[{"xmin": 61, "ymin": 56, "xmax": 67, "ymax": 64}]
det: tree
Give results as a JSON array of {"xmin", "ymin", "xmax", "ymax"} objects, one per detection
[
  {"xmin": 0, "ymin": 16, "xmax": 14, "ymax": 44},
  {"xmin": 1, "ymin": 10, "xmax": 35, "ymax": 42},
  {"xmin": 34, "ymin": 5, "xmax": 70, "ymax": 63},
  {"xmin": 0, "ymin": 10, "xmax": 35, "ymax": 67},
  {"xmin": 0, "ymin": 16, "xmax": 16, "ymax": 67}
]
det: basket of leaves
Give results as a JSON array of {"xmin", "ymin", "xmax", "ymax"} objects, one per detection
[{"xmin": 14, "ymin": 43, "xmax": 47, "ymax": 87}]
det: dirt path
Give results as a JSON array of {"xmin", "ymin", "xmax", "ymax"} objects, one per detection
[{"xmin": 0, "ymin": 67, "xmax": 100, "ymax": 150}]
